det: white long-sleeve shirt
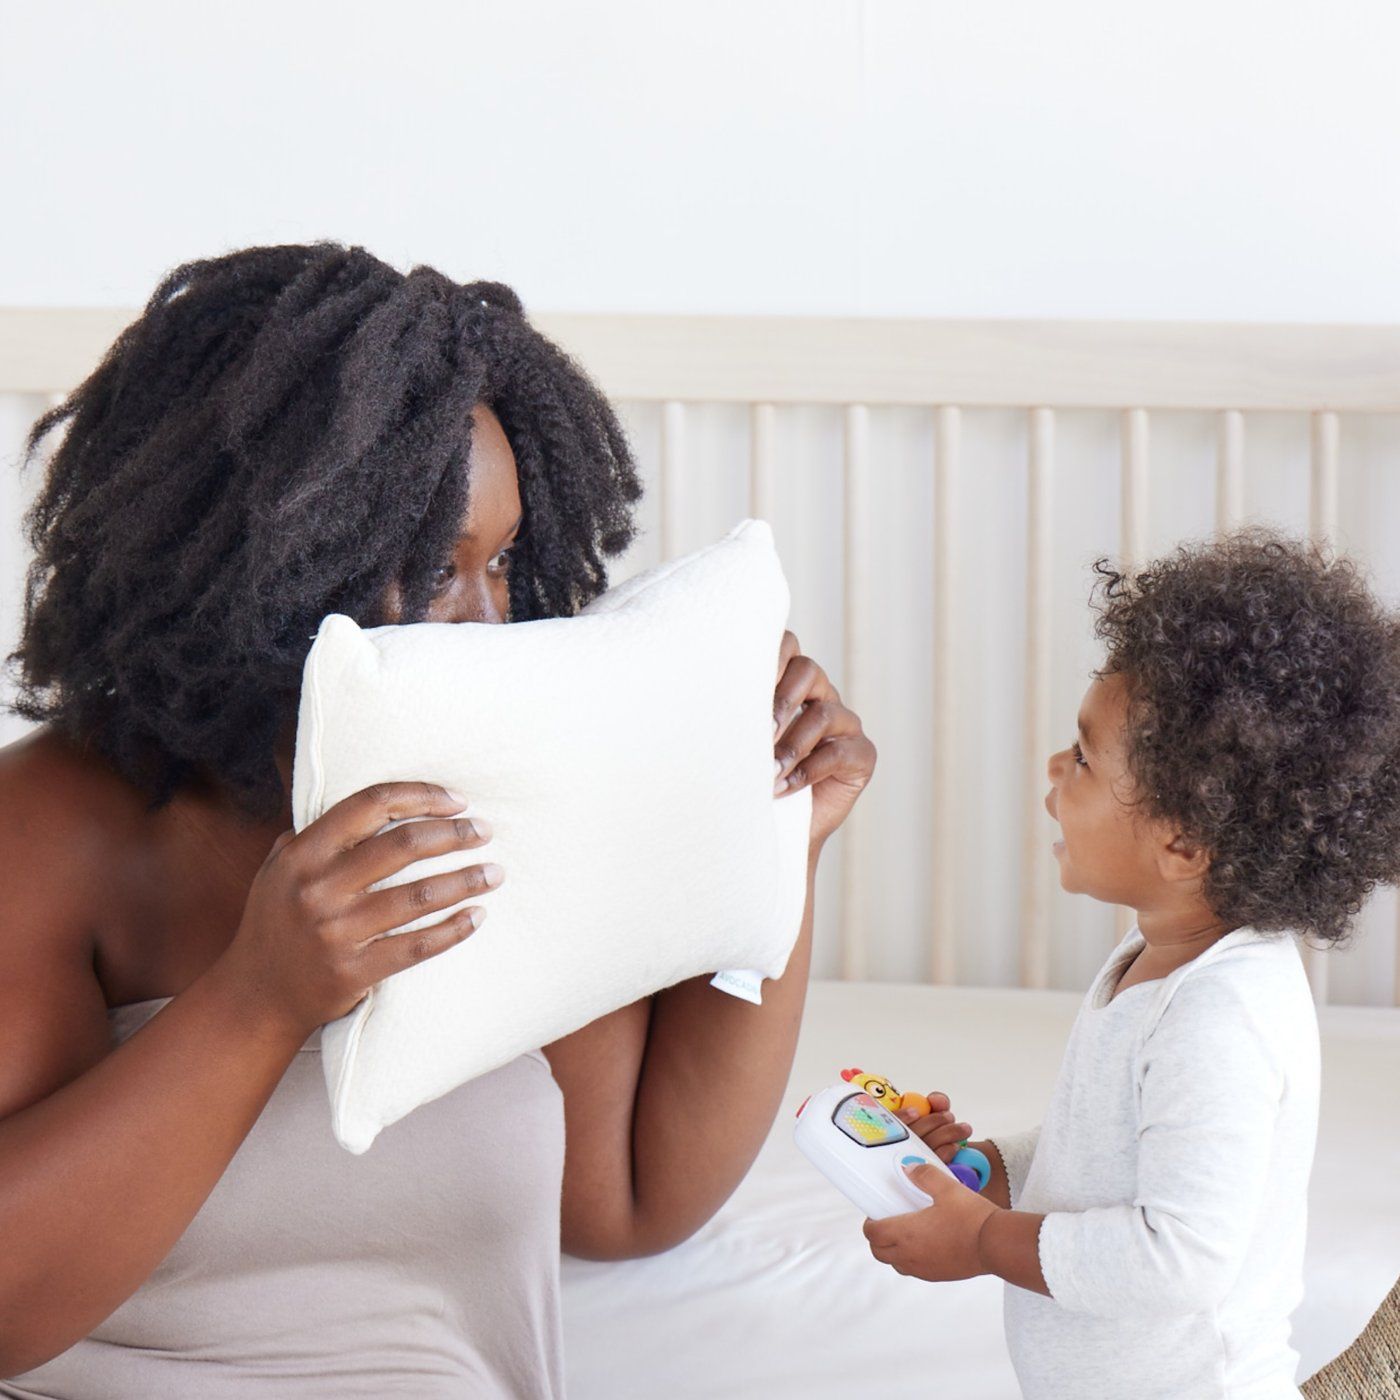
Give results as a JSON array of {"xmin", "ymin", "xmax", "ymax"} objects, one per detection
[{"xmin": 989, "ymin": 924, "xmax": 1319, "ymax": 1400}]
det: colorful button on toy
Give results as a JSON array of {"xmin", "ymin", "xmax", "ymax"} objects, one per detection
[{"xmin": 950, "ymin": 1145, "xmax": 991, "ymax": 1190}]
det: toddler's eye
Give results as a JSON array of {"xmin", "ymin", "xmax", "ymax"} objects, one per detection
[{"xmin": 1071, "ymin": 740, "xmax": 1088, "ymax": 768}]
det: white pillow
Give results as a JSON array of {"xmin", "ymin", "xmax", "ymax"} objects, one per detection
[{"xmin": 291, "ymin": 519, "xmax": 813, "ymax": 1153}]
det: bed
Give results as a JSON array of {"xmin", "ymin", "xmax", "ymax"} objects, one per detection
[{"xmin": 561, "ymin": 980, "xmax": 1400, "ymax": 1397}]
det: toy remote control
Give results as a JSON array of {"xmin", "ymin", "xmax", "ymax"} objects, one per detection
[{"xmin": 794, "ymin": 1081, "xmax": 959, "ymax": 1220}]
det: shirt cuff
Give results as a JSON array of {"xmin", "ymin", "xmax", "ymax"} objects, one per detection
[
  {"xmin": 987, "ymin": 1125, "xmax": 1041, "ymax": 1209},
  {"xmin": 1035, "ymin": 1209, "xmax": 1088, "ymax": 1310}
]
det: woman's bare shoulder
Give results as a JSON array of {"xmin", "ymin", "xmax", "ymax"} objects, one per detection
[
  {"xmin": 0, "ymin": 725, "xmax": 142, "ymax": 864},
  {"xmin": 0, "ymin": 725, "xmax": 151, "ymax": 983},
  {"xmin": 0, "ymin": 727, "xmax": 131, "ymax": 1115}
]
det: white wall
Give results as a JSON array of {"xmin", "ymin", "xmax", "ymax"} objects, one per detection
[{"xmin": 2, "ymin": 0, "xmax": 1399, "ymax": 320}]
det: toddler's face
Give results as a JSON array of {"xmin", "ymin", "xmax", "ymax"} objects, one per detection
[{"xmin": 1044, "ymin": 671, "xmax": 1166, "ymax": 908}]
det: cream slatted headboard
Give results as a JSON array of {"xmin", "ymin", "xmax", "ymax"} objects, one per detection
[{"xmin": 3, "ymin": 310, "xmax": 1400, "ymax": 1006}]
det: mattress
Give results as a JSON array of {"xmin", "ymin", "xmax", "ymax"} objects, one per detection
[{"xmin": 560, "ymin": 980, "xmax": 1400, "ymax": 1398}]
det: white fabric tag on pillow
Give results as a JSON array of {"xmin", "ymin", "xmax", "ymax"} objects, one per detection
[
  {"xmin": 709, "ymin": 968, "xmax": 767, "ymax": 1004},
  {"xmin": 292, "ymin": 518, "xmax": 812, "ymax": 1153}
]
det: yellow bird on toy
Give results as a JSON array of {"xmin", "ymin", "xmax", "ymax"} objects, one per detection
[{"xmin": 838, "ymin": 1068, "xmax": 932, "ymax": 1120}]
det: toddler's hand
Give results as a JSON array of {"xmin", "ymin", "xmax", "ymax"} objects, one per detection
[
  {"xmin": 863, "ymin": 1162, "xmax": 997, "ymax": 1282},
  {"xmin": 894, "ymin": 1091, "xmax": 973, "ymax": 1165}
]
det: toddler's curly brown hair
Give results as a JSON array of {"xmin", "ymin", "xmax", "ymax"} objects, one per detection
[{"xmin": 1091, "ymin": 527, "xmax": 1400, "ymax": 946}]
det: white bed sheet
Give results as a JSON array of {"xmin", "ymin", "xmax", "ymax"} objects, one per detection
[{"xmin": 561, "ymin": 980, "xmax": 1400, "ymax": 1399}]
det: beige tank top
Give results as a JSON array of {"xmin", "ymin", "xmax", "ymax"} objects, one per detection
[{"xmin": 2, "ymin": 996, "xmax": 567, "ymax": 1398}]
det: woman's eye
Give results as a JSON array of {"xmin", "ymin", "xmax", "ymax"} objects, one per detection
[
  {"xmin": 487, "ymin": 547, "xmax": 515, "ymax": 577},
  {"xmin": 430, "ymin": 564, "xmax": 456, "ymax": 591},
  {"xmin": 1072, "ymin": 740, "xmax": 1088, "ymax": 768}
]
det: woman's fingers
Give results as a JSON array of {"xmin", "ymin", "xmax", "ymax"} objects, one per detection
[
  {"xmin": 340, "ymin": 811, "xmax": 495, "ymax": 893},
  {"xmin": 775, "ymin": 700, "xmax": 861, "ymax": 783},
  {"xmin": 773, "ymin": 653, "xmax": 837, "ymax": 742},
  {"xmin": 354, "ymin": 859, "xmax": 505, "ymax": 940},
  {"xmin": 771, "ymin": 638, "xmax": 875, "ymax": 845},
  {"xmin": 775, "ymin": 629, "xmax": 801, "ymax": 691},
  {"xmin": 357, "ymin": 905, "xmax": 485, "ymax": 987},
  {"xmin": 776, "ymin": 733, "xmax": 877, "ymax": 797}
]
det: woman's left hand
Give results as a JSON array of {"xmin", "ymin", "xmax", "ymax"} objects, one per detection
[
  {"xmin": 862, "ymin": 1163, "xmax": 998, "ymax": 1282},
  {"xmin": 772, "ymin": 631, "xmax": 876, "ymax": 853}
]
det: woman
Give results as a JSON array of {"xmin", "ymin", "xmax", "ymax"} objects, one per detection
[{"xmin": 0, "ymin": 243, "xmax": 876, "ymax": 1396}]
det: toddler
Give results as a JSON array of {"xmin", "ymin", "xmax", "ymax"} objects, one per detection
[{"xmin": 864, "ymin": 529, "xmax": 1400, "ymax": 1399}]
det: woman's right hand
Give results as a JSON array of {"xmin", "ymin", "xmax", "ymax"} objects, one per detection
[{"xmin": 214, "ymin": 782, "xmax": 501, "ymax": 1037}]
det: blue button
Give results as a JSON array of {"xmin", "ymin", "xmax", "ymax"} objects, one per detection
[{"xmin": 900, "ymin": 1155, "xmax": 926, "ymax": 1167}]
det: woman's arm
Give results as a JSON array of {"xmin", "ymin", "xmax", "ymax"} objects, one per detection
[
  {"xmin": 547, "ymin": 847, "xmax": 819, "ymax": 1259},
  {"xmin": 545, "ymin": 631, "xmax": 875, "ymax": 1259},
  {"xmin": 0, "ymin": 950, "xmax": 308, "ymax": 1376}
]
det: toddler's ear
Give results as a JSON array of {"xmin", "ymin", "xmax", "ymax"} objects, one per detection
[{"xmin": 1156, "ymin": 830, "xmax": 1211, "ymax": 885}]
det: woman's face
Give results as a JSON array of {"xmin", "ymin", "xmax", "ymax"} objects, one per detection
[{"xmin": 379, "ymin": 402, "xmax": 523, "ymax": 626}]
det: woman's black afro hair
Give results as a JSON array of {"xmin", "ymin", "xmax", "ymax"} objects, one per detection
[{"xmin": 4, "ymin": 241, "xmax": 642, "ymax": 822}]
